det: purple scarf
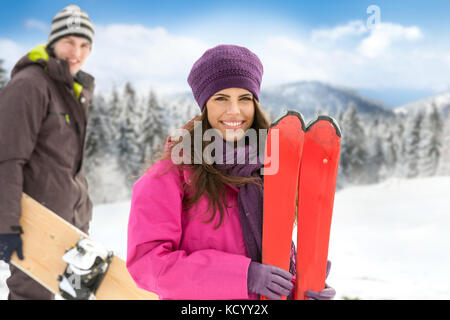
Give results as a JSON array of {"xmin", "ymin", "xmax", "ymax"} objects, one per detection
[
  {"xmin": 215, "ymin": 140, "xmax": 264, "ymax": 262},
  {"xmin": 215, "ymin": 139, "xmax": 297, "ymax": 277}
]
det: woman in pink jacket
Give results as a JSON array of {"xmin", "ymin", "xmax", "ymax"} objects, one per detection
[{"xmin": 126, "ymin": 44, "xmax": 335, "ymax": 300}]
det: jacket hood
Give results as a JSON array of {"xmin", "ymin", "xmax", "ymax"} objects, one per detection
[{"xmin": 11, "ymin": 44, "xmax": 95, "ymax": 98}]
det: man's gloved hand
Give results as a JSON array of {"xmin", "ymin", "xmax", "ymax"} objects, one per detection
[
  {"xmin": 0, "ymin": 234, "xmax": 24, "ymax": 263},
  {"xmin": 247, "ymin": 261, "xmax": 294, "ymax": 300},
  {"xmin": 305, "ymin": 260, "xmax": 336, "ymax": 300}
]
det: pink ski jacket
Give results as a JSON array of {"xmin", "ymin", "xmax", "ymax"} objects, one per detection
[{"xmin": 127, "ymin": 159, "xmax": 258, "ymax": 299}]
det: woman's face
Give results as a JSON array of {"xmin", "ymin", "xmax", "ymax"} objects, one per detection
[{"xmin": 205, "ymin": 87, "xmax": 255, "ymax": 142}]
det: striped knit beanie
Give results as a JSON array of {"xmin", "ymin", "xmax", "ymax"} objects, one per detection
[
  {"xmin": 188, "ymin": 44, "xmax": 264, "ymax": 111},
  {"xmin": 48, "ymin": 5, "xmax": 95, "ymax": 48}
]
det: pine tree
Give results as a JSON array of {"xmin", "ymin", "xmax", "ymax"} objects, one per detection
[
  {"xmin": 404, "ymin": 111, "xmax": 423, "ymax": 178},
  {"xmin": 103, "ymin": 87, "xmax": 121, "ymax": 152},
  {"xmin": 85, "ymin": 93, "xmax": 109, "ymax": 161},
  {"xmin": 392, "ymin": 114, "xmax": 407, "ymax": 178},
  {"xmin": 418, "ymin": 103, "xmax": 443, "ymax": 177},
  {"xmin": 380, "ymin": 117, "xmax": 399, "ymax": 180},
  {"xmin": 140, "ymin": 89, "xmax": 167, "ymax": 165},
  {"xmin": 366, "ymin": 118, "xmax": 385, "ymax": 183},
  {"xmin": 0, "ymin": 59, "xmax": 7, "ymax": 90},
  {"xmin": 166, "ymin": 95, "xmax": 199, "ymax": 133},
  {"xmin": 85, "ymin": 88, "xmax": 131, "ymax": 204},
  {"xmin": 340, "ymin": 103, "xmax": 368, "ymax": 184},
  {"xmin": 117, "ymin": 82, "xmax": 144, "ymax": 188},
  {"xmin": 335, "ymin": 108, "xmax": 346, "ymax": 189},
  {"xmin": 437, "ymin": 112, "xmax": 450, "ymax": 175}
]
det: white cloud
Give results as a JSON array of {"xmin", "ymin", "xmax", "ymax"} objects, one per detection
[
  {"xmin": 0, "ymin": 38, "xmax": 27, "ymax": 72},
  {"xmin": 444, "ymin": 54, "xmax": 450, "ymax": 67},
  {"xmin": 358, "ymin": 22, "xmax": 423, "ymax": 58},
  {"xmin": 257, "ymin": 36, "xmax": 335, "ymax": 86},
  {"xmin": 84, "ymin": 24, "xmax": 209, "ymax": 94},
  {"xmin": 312, "ymin": 20, "xmax": 368, "ymax": 42},
  {"xmin": 255, "ymin": 21, "xmax": 448, "ymax": 96},
  {"xmin": 311, "ymin": 20, "xmax": 423, "ymax": 58},
  {"xmin": 23, "ymin": 19, "xmax": 50, "ymax": 33},
  {"xmin": 1, "ymin": 20, "xmax": 449, "ymax": 101}
]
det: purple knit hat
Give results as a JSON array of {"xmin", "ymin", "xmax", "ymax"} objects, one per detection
[{"xmin": 187, "ymin": 44, "xmax": 264, "ymax": 111}]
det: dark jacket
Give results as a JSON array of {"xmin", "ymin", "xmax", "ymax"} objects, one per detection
[{"xmin": 0, "ymin": 44, "xmax": 95, "ymax": 234}]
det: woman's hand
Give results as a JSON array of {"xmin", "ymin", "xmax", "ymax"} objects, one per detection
[{"xmin": 247, "ymin": 261, "xmax": 294, "ymax": 300}]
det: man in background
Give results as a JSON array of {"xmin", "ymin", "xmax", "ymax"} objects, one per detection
[{"xmin": 0, "ymin": 4, "xmax": 96, "ymax": 299}]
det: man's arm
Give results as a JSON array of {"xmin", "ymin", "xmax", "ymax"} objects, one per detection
[{"xmin": 0, "ymin": 74, "xmax": 48, "ymax": 233}]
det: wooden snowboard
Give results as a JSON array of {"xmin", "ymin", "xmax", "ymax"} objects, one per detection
[{"xmin": 10, "ymin": 193, "xmax": 158, "ymax": 300}]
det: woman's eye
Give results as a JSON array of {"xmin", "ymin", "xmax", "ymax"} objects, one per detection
[
  {"xmin": 240, "ymin": 97, "xmax": 252, "ymax": 101},
  {"xmin": 215, "ymin": 97, "xmax": 226, "ymax": 101}
]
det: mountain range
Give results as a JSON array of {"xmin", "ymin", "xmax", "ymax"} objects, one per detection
[
  {"xmin": 163, "ymin": 81, "xmax": 450, "ymax": 123},
  {"xmin": 395, "ymin": 91, "xmax": 450, "ymax": 117}
]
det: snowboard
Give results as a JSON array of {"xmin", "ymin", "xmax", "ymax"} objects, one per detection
[
  {"xmin": 10, "ymin": 193, "xmax": 158, "ymax": 300},
  {"xmin": 262, "ymin": 111, "xmax": 341, "ymax": 300}
]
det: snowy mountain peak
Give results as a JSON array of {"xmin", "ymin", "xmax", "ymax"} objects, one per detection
[{"xmin": 395, "ymin": 91, "xmax": 450, "ymax": 116}]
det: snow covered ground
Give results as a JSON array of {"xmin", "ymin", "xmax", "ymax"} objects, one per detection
[
  {"xmin": 327, "ymin": 176, "xmax": 450, "ymax": 299},
  {"xmin": 1, "ymin": 176, "xmax": 450, "ymax": 299}
]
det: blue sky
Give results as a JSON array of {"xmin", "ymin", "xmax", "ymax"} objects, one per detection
[{"xmin": 1, "ymin": 0, "xmax": 450, "ymax": 106}]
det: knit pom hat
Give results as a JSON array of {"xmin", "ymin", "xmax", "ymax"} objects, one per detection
[
  {"xmin": 48, "ymin": 4, "xmax": 95, "ymax": 48},
  {"xmin": 187, "ymin": 44, "xmax": 264, "ymax": 111}
]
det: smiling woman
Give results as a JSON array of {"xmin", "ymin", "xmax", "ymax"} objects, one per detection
[
  {"xmin": 126, "ymin": 44, "xmax": 310, "ymax": 301},
  {"xmin": 206, "ymin": 88, "xmax": 256, "ymax": 142}
]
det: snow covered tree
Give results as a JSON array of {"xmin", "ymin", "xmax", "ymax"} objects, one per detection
[
  {"xmin": 340, "ymin": 103, "xmax": 368, "ymax": 184},
  {"xmin": 335, "ymin": 108, "xmax": 346, "ymax": 189},
  {"xmin": 390, "ymin": 114, "xmax": 406, "ymax": 178},
  {"xmin": 0, "ymin": 59, "xmax": 7, "ymax": 91},
  {"xmin": 437, "ymin": 112, "xmax": 450, "ymax": 175},
  {"xmin": 117, "ymin": 82, "xmax": 144, "ymax": 188},
  {"xmin": 337, "ymin": 108, "xmax": 344, "ymax": 125},
  {"xmin": 365, "ymin": 118, "xmax": 385, "ymax": 183},
  {"xmin": 140, "ymin": 89, "xmax": 167, "ymax": 165},
  {"xmin": 85, "ymin": 93, "xmax": 110, "ymax": 161},
  {"xmin": 107, "ymin": 87, "xmax": 122, "ymax": 146},
  {"xmin": 403, "ymin": 111, "xmax": 423, "ymax": 178},
  {"xmin": 379, "ymin": 117, "xmax": 399, "ymax": 180},
  {"xmin": 418, "ymin": 103, "xmax": 443, "ymax": 177},
  {"xmin": 84, "ymin": 93, "xmax": 126, "ymax": 204}
]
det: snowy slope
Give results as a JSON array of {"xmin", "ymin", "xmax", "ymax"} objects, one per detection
[
  {"xmin": 327, "ymin": 176, "xmax": 450, "ymax": 299},
  {"xmin": 1, "ymin": 176, "xmax": 450, "ymax": 299}
]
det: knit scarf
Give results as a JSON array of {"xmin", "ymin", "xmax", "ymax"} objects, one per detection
[
  {"xmin": 215, "ymin": 139, "xmax": 264, "ymax": 262},
  {"xmin": 214, "ymin": 139, "xmax": 297, "ymax": 277}
]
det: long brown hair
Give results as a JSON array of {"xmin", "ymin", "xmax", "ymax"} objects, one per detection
[{"xmin": 149, "ymin": 98, "xmax": 270, "ymax": 229}]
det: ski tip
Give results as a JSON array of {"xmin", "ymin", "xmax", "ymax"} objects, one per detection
[
  {"xmin": 306, "ymin": 115, "xmax": 342, "ymax": 137},
  {"xmin": 271, "ymin": 109, "xmax": 306, "ymax": 131}
]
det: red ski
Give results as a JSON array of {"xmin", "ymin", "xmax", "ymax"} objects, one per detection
[
  {"xmin": 262, "ymin": 110, "xmax": 305, "ymax": 300},
  {"xmin": 262, "ymin": 112, "xmax": 341, "ymax": 300},
  {"xmin": 295, "ymin": 115, "xmax": 341, "ymax": 300}
]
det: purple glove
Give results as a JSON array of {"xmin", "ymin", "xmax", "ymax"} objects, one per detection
[
  {"xmin": 247, "ymin": 261, "xmax": 294, "ymax": 300},
  {"xmin": 0, "ymin": 234, "xmax": 24, "ymax": 263},
  {"xmin": 305, "ymin": 260, "xmax": 336, "ymax": 300}
]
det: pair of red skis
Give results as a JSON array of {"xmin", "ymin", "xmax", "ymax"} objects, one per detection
[{"xmin": 262, "ymin": 110, "xmax": 341, "ymax": 300}]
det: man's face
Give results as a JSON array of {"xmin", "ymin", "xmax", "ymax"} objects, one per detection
[{"xmin": 52, "ymin": 36, "xmax": 91, "ymax": 75}]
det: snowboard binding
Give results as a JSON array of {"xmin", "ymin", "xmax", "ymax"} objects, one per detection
[{"xmin": 58, "ymin": 237, "xmax": 113, "ymax": 300}]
